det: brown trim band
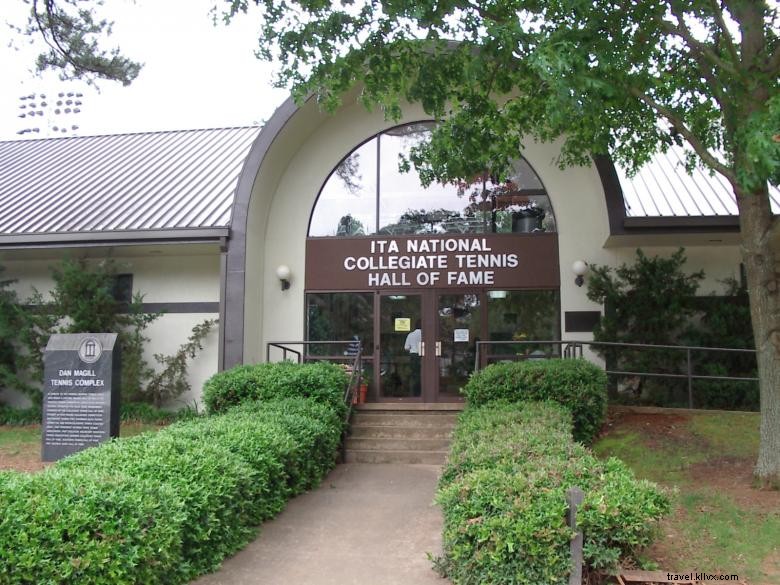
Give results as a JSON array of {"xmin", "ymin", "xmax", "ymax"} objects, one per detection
[
  {"xmin": 223, "ymin": 97, "xmax": 302, "ymax": 370},
  {"xmin": 137, "ymin": 302, "xmax": 220, "ymax": 314}
]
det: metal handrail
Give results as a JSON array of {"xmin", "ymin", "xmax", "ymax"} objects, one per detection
[
  {"xmin": 475, "ymin": 339, "xmax": 758, "ymax": 409},
  {"xmin": 267, "ymin": 340, "xmax": 364, "ymax": 363}
]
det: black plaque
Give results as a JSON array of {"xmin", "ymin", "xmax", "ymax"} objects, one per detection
[
  {"xmin": 564, "ymin": 311, "xmax": 602, "ymax": 333},
  {"xmin": 42, "ymin": 333, "xmax": 121, "ymax": 462}
]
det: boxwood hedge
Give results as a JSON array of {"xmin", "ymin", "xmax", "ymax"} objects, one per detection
[
  {"xmin": 436, "ymin": 402, "xmax": 670, "ymax": 585},
  {"xmin": 461, "ymin": 358, "xmax": 608, "ymax": 443},
  {"xmin": 202, "ymin": 361, "xmax": 348, "ymax": 416},
  {"xmin": 0, "ymin": 363, "xmax": 347, "ymax": 585}
]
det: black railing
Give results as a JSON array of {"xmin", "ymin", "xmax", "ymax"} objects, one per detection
[{"xmin": 475, "ymin": 339, "xmax": 758, "ymax": 409}]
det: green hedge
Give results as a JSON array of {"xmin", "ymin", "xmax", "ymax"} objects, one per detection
[
  {"xmin": 436, "ymin": 402, "xmax": 670, "ymax": 584},
  {"xmin": 202, "ymin": 361, "xmax": 348, "ymax": 416},
  {"xmin": 0, "ymin": 394, "xmax": 344, "ymax": 584},
  {"xmin": 462, "ymin": 359, "xmax": 608, "ymax": 443}
]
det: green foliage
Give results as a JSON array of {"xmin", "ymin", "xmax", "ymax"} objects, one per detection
[
  {"xmin": 15, "ymin": 259, "xmax": 161, "ymax": 404},
  {"xmin": 587, "ymin": 251, "xmax": 758, "ymax": 409},
  {"xmin": 0, "ymin": 404, "xmax": 42, "ymax": 426},
  {"xmin": 587, "ymin": 248, "xmax": 704, "ymax": 347},
  {"xmin": 18, "ymin": 0, "xmax": 142, "ymax": 85},
  {"xmin": 0, "ymin": 399, "xmax": 198, "ymax": 427},
  {"xmin": 0, "ymin": 469, "xmax": 183, "ymax": 585},
  {"xmin": 685, "ymin": 280, "xmax": 759, "ymax": 410},
  {"xmin": 462, "ymin": 359, "xmax": 608, "ymax": 443},
  {"xmin": 0, "ymin": 395, "xmax": 344, "ymax": 584},
  {"xmin": 144, "ymin": 319, "xmax": 218, "ymax": 407},
  {"xmin": 2, "ymin": 259, "xmax": 212, "ymax": 408},
  {"xmin": 227, "ymin": 1, "xmax": 777, "ymax": 194},
  {"xmin": 586, "ymin": 248, "xmax": 704, "ymax": 404},
  {"xmin": 119, "ymin": 402, "xmax": 200, "ymax": 425},
  {"xmin": 203, "ymin": 361, "xmax": 349, "ymax": 416},
  {"xmin": 0, "ymin": 267, "xmax": 29, "ymax": 398},
  {"xmin": 49, "ymin": 259, "xmax": 123, "ymax": 332},
  {"xmin": 436, "ymin": 402, "xmax": 670, "ymax": 584}
]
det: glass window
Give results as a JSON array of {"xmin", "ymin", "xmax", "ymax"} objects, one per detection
[
  {"xmin": 308, "ymin": 122, "xmax": 556, "ymax": 237},
  {"xmin": 306, "ymin": 292, "xmax": 374, "ymax": 356},
  {"xmin": 309, "ymin": 139, "xmax": 378, "ymax": 237},
  {"xmin": 112, "ymin": 274, "xmax": 133, "ymax": 303},
  {"xmin": 486, "ymin": 290, "xmax": 560, "ymax": 358},
  {"xmin": 378, "ymin": 124, "xmax": 485, "ymax": 234}
]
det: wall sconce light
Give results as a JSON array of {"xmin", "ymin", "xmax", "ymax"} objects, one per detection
[
  {"xmin": 572, "ymin": 260, "xmax": 588, "ymax": 287},
  {"xmin": 276, "ymin": 264, "xmax": 291, "ymax": 290}
]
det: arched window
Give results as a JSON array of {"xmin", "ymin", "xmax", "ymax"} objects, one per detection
[{"xmin": 308, "ymin": 122, "xmax": 556, "ymax": 237}]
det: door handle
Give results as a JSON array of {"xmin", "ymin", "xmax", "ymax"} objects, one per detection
[
  {"xmin": 435, "ymin": 341, "xmax": 442, "ymax": 356},
  {"xmin": 419, "ymin": 341, "xmax": 424, "ymax": 356}
]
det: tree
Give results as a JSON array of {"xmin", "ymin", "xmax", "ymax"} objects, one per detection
[
  {"xmin": 586, "ymin": 248, "xmax": 705, "ymax": 404},
  {"xmin": 15, "ymin": 0, "xmax": 141, "ymax": 85},
  {"xmin": 216, "ymin": 0, "xmax": 780, "ymax": 483},
  {"xmin": 0, "ymin": 267, "xmax": 29, "ymax": 397}
]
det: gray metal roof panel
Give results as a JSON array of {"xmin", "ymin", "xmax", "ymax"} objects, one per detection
[
  {"xmin": 619, "ymin": 148, "xmax": 780, "ymax": 218},
  {"xmin": 0, "ymin": 127, "xmax": 260, "ymax": 235}
]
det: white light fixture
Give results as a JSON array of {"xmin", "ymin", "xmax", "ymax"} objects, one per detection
[
  {"xmin": 572, "ymin": 260, "xmax": 588, "ymax": 287},
  {"xmin": 487, "ymin": 290, "xmax": 508, "ymax": 299},
  {"xmin": 276, "ymin": 264, "xmax": 291, "ymax": 290}
]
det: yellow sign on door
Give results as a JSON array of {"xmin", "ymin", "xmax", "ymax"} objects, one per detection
[{"xmin": 394, "ymin": 318, "xmax": 411, "ymax": 332}]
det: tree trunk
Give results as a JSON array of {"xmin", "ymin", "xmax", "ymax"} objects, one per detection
[{"xmin": 736, "ymin": 183, "xmax": 780, "ymax": 486}]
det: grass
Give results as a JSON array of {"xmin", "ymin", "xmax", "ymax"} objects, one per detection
[
  {"xmin": 676, "ymin": 492, "xmax": 780, "ymax": 579},
  {"xmin": 594, "ymin": 410, "xmax": 779, "ymax": 584},
  {"xmin": 689, "ymin": 412, "xmax": 760, "ymax": 458},
  {"xmin": 593, "ymin": 429, "xmax": 707, "ymax": 484}
]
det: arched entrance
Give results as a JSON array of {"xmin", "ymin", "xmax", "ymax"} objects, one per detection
[{"xmin": 305, "ymin": 122, "xmax": 561, "ymax": 402}]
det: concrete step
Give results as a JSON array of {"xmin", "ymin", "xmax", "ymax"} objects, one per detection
[
  {"xmin": 345, "ymin": 408, "xmax": 457, "ymax": 465},
  {"xmin": 345, "ymin": 437, "xmax": 452, "ymax": 451},
  {"xmin": 349, "ymin": 425, "xmax": 453, "ymax": 439},
  {"xmin": 351, "ymin": 413, "xmax": 458, "ymax": 428},
  {"xmin": 343, "ymin": 449, "xmax": 449, "ymax": 464},
  {"xmin": 354, "ymin": 403, "xmax": 464, "ymax": 411}
]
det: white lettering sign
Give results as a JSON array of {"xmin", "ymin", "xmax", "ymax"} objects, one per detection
[{"xmin": 343, "ymin": 237, "xmax": 519, "ymax": 289}]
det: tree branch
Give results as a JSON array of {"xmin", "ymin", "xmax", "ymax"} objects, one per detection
[
  {"xmin": 766, "ymin": 43, "xmax": 780, "ymax": 75},
  {"xmin": 630, "ymin": 87, "xmax": 736, "ymax": 183},
  {"xmin": 708, "ymin": 0, "xmax": 741, "ymax": 65},
  {"xmin": 660, "ymin": 10, "xmax": 739, "ymax": 77}
]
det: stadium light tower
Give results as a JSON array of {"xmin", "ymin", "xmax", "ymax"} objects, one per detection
[{"xmin": 17, "ymin": 86, "xmax": 86, "ymax": 138}]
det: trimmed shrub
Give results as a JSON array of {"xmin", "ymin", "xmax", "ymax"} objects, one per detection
[
  {"xmin": 58, "ymin": 430, "xmax": 260, "ymax": 579},
  {"xmin": 202, "ymin": 361, "xmax": 348, "ymax": 415},
  {"xmin": 0, "ymin": 395, "xmax": 345, "ymax": 584},
  {"xmin": 462, "ymin": 359, "xmax": 608, "ymax": 443},
  {"xmin": 0, "ymin": 469, "xmax": 183, "ymax": 585},
  {"xmin": 436, "ymin": 402, "xmax": 670, "ymax": 584}
]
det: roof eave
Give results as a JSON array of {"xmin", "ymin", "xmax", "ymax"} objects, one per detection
[{"xmin": 0, "ymin": 227, "xmax": 230, "ymax": 250}]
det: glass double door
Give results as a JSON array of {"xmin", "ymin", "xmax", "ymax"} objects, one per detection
[{"xmin": 377, "ymin": 291, "xmax": 480, "ymax": 402}]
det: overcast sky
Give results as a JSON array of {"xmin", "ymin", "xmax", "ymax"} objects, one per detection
[{"xmin": 0, "ymin": 0, "xmax": 288, "ymax": 140}]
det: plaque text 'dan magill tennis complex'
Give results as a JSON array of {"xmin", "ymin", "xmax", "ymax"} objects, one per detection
[{"xmin": 42, "ymin": 333, "xmax": 121, "ymax": 462}]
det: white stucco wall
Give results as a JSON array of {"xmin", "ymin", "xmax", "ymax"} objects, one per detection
[{"xmin": 0, "ymin": 246, "xmax": 220, "ymax": 409}]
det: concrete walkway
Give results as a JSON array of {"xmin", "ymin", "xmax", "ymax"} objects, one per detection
[{"xmin": 192, "ymin": 464, "xmax": 448, "ymax": 585}]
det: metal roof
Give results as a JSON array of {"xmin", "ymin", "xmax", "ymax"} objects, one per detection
[
  {"xmin": 617, "ymin": 147, "xmax": 780, "ymax": 217},
  {"xmin": 0, "ymin": 126, "xmax": 260, "ymax": 235},
  {"xmin": 1, "ymin": 126, "xmax": 775, "ymax": 243}
]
